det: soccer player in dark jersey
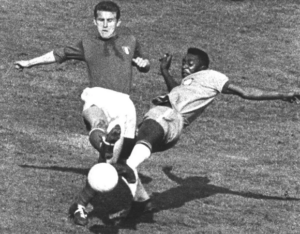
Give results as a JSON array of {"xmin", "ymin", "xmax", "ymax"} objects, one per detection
[
  {"xmin": 111, "ymin": 48, "xmax": 300, "ymax": 224},
  {"xmin": 14, "ymin": 0, "xmax": 149, "ymax": 155},
  {"xmin": 14, "ymin": 1, "xmax": 150, "ymax": 226}
]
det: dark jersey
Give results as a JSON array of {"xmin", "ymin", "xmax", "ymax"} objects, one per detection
[{"xmin": 53, "ymin": 31, "xmax": 146, "ymax": 94}]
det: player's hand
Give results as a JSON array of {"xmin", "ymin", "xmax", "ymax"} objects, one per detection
[
  {"xmin": 112, "ymin": 163, "xmax": 137, "ymax": 184},
  {"xmin": 162, "ymin": 166, "xmax": 173, "ymax": 173},
  {"xmin": 292, "ymin": 92, "xmax": 300, "ymax": 104},
  {"xmin": 283, "ymin": 92, "xmax": 300, "ymax": 104},
  {"xmin": 14, "ymin": 60, "xmax": 30, "ymax": 70},
  {"xmin": 159, "ymin": 53, "xmax": 172, "ymax": 70},
  {"xmin": 132, "ymin": 57, "xmax": 150, "ymax": 69}
]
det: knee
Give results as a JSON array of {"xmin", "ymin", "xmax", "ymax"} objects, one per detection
[{"xmin": 137, "ymin": 119, "xmax": 164, "ymax": 152}]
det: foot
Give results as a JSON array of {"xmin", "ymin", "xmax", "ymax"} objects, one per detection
[
  {"xmin": 89, "ymin": 129, "xmax": 104, "ymax": 152},
  {"xmin": 112, "ymin": 163, "xmax": 136, "ymax": 183},
  {"xmin": 69, "ymin": 203, "xmax": 88, "ymax": 226},
  {"xmin": 105, "ymin": 199, "xmax": 156, "ymax": 226}
]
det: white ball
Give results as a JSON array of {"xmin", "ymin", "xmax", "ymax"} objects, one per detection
[{"xmin": 88, "ymin": 163, "xmax": 119, "ymax": 192}]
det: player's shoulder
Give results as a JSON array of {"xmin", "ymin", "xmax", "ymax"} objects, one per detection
[
  {"xmin": 198, "ymin": 69, "xmax": 228, "ymax": 80},
  {"xmin": 117, "ymin": 27, "xmax": 136, "ymax": 40},
  {"xmin": 80, "ymin": 30, "xmax": 100, "ymax": 44},
  {"xmin": 201, "ymin": 69, "xmax": 225, "ymax": 76}
]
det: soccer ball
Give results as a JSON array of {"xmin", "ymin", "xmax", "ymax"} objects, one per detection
[{"xmin": 87, "ymin": 163, "xmax": 119, "ymax": 192}]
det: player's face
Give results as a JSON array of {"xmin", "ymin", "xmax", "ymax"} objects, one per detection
[
  {"xmin": 94, "ymin": 11, "xmax": 121, "ymax": 39},
  {"xmin": 181, "ymin": 53, "xmax": 202, "ymax": 78}
]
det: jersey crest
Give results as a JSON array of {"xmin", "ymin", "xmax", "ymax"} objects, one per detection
[
  {"xmin": 182, "ymin": 78, "xmax": 194, "ymax": 86},
  {"xmin": 122, "ymin": 46, "xmax": 130, "ymax": 55}
]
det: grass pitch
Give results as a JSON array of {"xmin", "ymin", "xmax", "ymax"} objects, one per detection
[{"xmin": 1, "ymin": 0, "xmax": 300, "ymax": 233}]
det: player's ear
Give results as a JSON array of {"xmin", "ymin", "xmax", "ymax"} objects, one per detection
[
  {"xmin": 93, "ymin": 19, "xmax": 97, "ymax": 26},
  {"xmin": 116, "ymin": 20, "xmax": 121, "ymax": 27}
]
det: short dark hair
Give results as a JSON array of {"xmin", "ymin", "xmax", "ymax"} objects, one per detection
[
  {"xmin": 187, "ymin": 47, "xmax": 210, "ymax": 68},
  {"xmin": 94, "ymin": 1, "xmax": 121, "ymax": 20}
]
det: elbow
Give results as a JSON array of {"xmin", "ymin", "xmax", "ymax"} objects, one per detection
[
  {"xmin": 240, "ymin": 92, "xmax": 262, "ymax": 100},
  {"xmin": 168, "ymin": 83, "xmax": 179, "ymax": 92},
  {"xmin": 240, "ymin": 93, "xmax": 247, "ymax": 99}
]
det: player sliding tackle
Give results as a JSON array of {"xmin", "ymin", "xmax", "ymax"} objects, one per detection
[{"xmin": 116, "ymin": 47, "xmax": 300, "ymax": 223}]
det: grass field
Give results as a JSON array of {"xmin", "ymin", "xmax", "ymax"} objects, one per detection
[{"xmin": 1, "ymin": 0, "xmax": 300, "ymax": 233}]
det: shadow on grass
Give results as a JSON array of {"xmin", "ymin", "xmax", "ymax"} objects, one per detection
[
  {"xmin": 88, "ymin": 166, "xmax": 300, "ymax": 234},
  {"xmin": 153, "ymin": 166, "xmax": 300, "ymax": 213},
  {"xmin": 18, "ymin": 164, "xmax": 154, "ymax": 232},
  {"xmin": 88, "ymin": 212, "xmax": 155, "ymax": 234},
  {"xmin": 18, "ymin": 164, "xmax": 154, "ymax": 233},
  {"xmin": 18, "ymin": 164, "xmax": 300, "ymax": 233},
  {"xmin": 19, "ymin": 164, "xmax": 90, "ymax": 175},
  {"xmin": 18, "ymin": 164, "xmax": 153, "ymax": 184}
]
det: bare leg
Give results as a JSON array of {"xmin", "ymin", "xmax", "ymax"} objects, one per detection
[
  {"xmin": 82, "ymin": 105, "xmax": 109, "ymax": 161},
  {"xmin": 126, "ymin": 144, "xmax": 152, "ymax": 199},
  {"xmin": 85, "ymin": 110, "xmax": 122, "ymax": 163}
]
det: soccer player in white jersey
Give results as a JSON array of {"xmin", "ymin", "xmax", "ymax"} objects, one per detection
[{"xmin": 115, "ymin": 47, "xmax": 300, "ymax": 223}]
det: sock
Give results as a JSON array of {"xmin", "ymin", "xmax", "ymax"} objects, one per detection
[
  {"xmin": 134, "ymin": 178, "xmax": 150, "ymax": 202},
  {"xmin": 126, "ymin": 144, "xmax": 151, "ymax": 169},
  {"xmin": 122, "ymin": 173, "xmax": 150, "ymax": 203},
  {"xmin": 121, "ymin": 167, "xmax": 138, "ymax": 197},
  {"xmin": 106, "ymin": 138, "xmax": 123, "ymax": 164},
  {"xmin": 125, "ymin": 144, "xmax": 151, "ymax": 201}
]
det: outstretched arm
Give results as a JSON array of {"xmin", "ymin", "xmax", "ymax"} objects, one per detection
[
  {"xmin": 222, "ymin": 83, "xmax": 300, "ymax": 103},
  {"xmin": 15, "ymin": 51, "xmax": 56, "ymax": 69},
  {"xmin": 159, "ymin": 53, "xmax": 179, "ymax": 92},
  {"xmin": 14, "ymin": 51, "xmax": 56, "ymax": 70}
]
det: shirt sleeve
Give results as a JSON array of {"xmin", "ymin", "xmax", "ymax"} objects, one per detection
[
  {"xmin": 133, "ymin": 39, "xmax": 144, "ymax": 59},
  {"xmin": 53, "ymin": 41, "xmax": 85, "ymax": 63},
  {"xmin": 210, "ymin": 71, "xmax": 229, "ymax": 92},
  {"xmin": 221, "ymin": 80, "xmax": 231, "ymax": 93},
  {"xmin": 132, "ymin": 38, "xmax": 150, "ymax": 72}
]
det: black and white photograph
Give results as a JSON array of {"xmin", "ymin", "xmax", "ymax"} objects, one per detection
[{"xmin": 1, "ymin": 0, "xmax": 300, "ymax": 233}]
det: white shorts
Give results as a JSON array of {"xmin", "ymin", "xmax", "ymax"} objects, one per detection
[
  {"xmin": 81, "ymin": 87, "xmax": 136, "ymax": 139},
  {"xmin": 144, "ymin": 105, "xmax": 184, "ymax": 149}
]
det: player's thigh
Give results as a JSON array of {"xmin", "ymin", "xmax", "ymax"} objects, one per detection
[
  {"xmin": 82, "ymin": 105, "xmax": 108, "ymax": 131},
  {"xmin": 145, "ymin": 106, "xmax": 184, "ymax": 151},
  {"xmin": 107, "ymin": 97, "xmax": 137, "ymax": 140}
]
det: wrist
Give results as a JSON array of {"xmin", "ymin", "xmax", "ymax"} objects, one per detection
[
  {"xmin": 27, "ymin": 60, "xmax": 34, "ymax": 67},
  {"xmin": 286, "ymin": 92, "xmax": 293, "ymax": 99},
  {"xmin": 160, "ymin": 67, "xmax": 169, "ymax": 72}
]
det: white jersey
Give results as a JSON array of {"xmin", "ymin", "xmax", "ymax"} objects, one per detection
[
  {"xmin": 153, "ymin": 70, "xmax": 229, "ymax": 126},
  {"xmin": 81, "ymin": 87, "xmax": 136, "ymax": 139}
]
